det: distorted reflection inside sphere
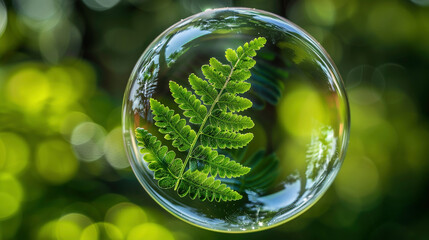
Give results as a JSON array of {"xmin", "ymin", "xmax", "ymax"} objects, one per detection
[{"xmin": 122, "ymin": 8, "xmax": 349, "ymax": 232}]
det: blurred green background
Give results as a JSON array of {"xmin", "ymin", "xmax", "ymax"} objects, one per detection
[{"xmin": 0, "ymin": 0, "xmax": 428, "ymax": 239}]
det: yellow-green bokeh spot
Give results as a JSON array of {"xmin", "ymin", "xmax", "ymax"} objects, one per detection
[
  {"xmin": 5, "ymin": 67, "xmax": 50, "ymax": 113},
  {"xmin": 127, "ymin": 223, "xmax": 174, "ymax": 240},
  {"xmin": 56, "ymin": 221, "xmax": 82, "ymax": 240},
  {"xmin": 35, "ymin": 139, "xmax": 79, "ymax": 184},
  {"xmin": 45, "ymin": 66, "xmax": 79, "ymax": 108},
  {"xmin": 304, "ymin": 0, "xmax": 336, "ymax": 26},
  {"xmin": 0, "ymin": 132, "xmax": 29, "ymax": 175},
  {"xmin": 105, "ymin": 202, "xmax": 147, "ymax": 237},
  {"xmin": 279, "ymin": 84, "xmax": 328, "ymax": 137},
  {"xmin": 80, "ymin": 222, "xmax": 123, "ymax": 240},
  {"xmin": 37, "ymin": 218, "xmax": 90, "ymax": 240},
  {"xmin": 104, "ymin": 127, "xmax": 129, "ymax": 169},
  {"xmin": 37, "ymin": 221, "xmax": 58, "ymax": 240},
  {"xmin": 335, "ymin": 156, "xmax": 380, "ymax": 207},
  {"xmin": 278, "ymin": 139, "xmax": 308, "ymax": 174},
  {"xmin": 0, "ymin": 193, "xmax": 20, "ymax": 220},
  {"xmin": 0, "ymin": 173, "xmax": 23, "ymax": 220},
  {"xmin": 57, "ymin": 213, "xmax": 94, "ymax": 240}
]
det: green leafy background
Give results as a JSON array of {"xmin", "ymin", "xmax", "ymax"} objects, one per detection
[{"xmin": 0, "ymin": 0, "xmax": 428, "ymax": 239}]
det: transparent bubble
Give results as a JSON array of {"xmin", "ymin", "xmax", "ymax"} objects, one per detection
[{"xmin": 122, "ymin": 8, "xmax": 350, "ymax": 232}]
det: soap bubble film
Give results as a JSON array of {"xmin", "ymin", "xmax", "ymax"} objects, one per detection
[{"xmin": 122, "ymin": 8, "xmax": 349, "ymax": 232}]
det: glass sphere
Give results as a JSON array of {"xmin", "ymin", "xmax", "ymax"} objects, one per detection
[{"xmin": 122, "ymin": 8, "xmax": 349, "ymax": 232}]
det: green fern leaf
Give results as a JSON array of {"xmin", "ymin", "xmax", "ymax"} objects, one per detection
[
  {"xmin": 177, "ymin": 169, "xmax": 242, "ymax": 201},
  {"xmin": 225, "ymin": 48, "xmax": 239, "ymax": 64},
  {"xmin": 135, "ymin": 128, "xmax": 183, "ymax": 189},
  {"xmin": 236, "ymin": 37, "xmax": 266, "ymax": 58},
  {"xmin": 188, "ymin": 73, "xmax": 218, "ymax": 105},
  {"xmin": 225, "ymin": 81, "xmax": 251, "ymax": 94},
  {"xmin": 150, "ymin": 99, "xmax": 196, "ymax": 151},
  {"xmin": 209, "ymin": 57, "xmax": 231, "ymax": 77},
  {"xmin": 209, "ymin": 109, "xmax": 254, "ymax": 131},
  {"xmin": 236, "ymin": 58, "xmax": 256, "ymax": 69},
  {"xmin": 201, "ymin": 64, "xmax": 226, "ymax": 89},
  {"xmin": 218, "ymin": 93, "xmax": 252, "ymax": 112},
  {"xmin": 201, "ymin": 126, "xmax": 253, "ymax": 149},
  {"xmin": 191, "ymin": 146, "xmax": 250, "ymax": 178},
  {"xmin": 227, "ymin": 37, "xmax": 267, "ymax": 65},
  {"xmin": 169, "ymin": 81, "xmax": 207, "ymax": 124},
  {"xmin": 136, "ymin": 37, "xmax": 267, "ymax": 202},
  {"xmin": 230, "ymin": 69, "xmax": 251, "ymax": 82}
]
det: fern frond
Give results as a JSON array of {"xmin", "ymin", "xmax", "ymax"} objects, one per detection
[
  {"xmin": 150, "ymin": 99, "xmax": 196, "ymax": 151},
  {"xmin": 135, "ymin": 128, "xmax": 183, "ymax": 189},
  {"xmin": 177, "ymin": 169, "xmax": 242, "ymax": 202},
  {"xmin": 188, "ymin": 73, "xmax": 218, "ymax": 105},
  {"xmin": 191, "ymin": 146, "xmax": 250, "ymax": 178},
  {"xmin": 169, "ymin": 81, "xmax": 207, "ymax": 124},
  {"xmin": 209, "ymin": 109, "xmax": 254, "ymax": 131},
  {"xmin": 218, "ymin": 93, "xmax": 252, "ymax": 112},
  {"xmin": 201, "ymin": 126, "xmax": 253, "ymax": 149},
  {"xmin": 136, "ymin": 37, "xmax": 267, "ymax": 202}
]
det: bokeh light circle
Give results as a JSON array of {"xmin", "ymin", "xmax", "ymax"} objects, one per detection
[
  {"xmin": 127, "ymin": 223, "xmax": 174, "ymax": 240},
  {"xmin": 105, "ymin": 202, "xmax": 147, "ymax": 236},
  {"xmin": 0, "ymin": 132, "xmax": 29, "ymax": 175},
  {"xmin": 35, "ymin": 139, "xmax": 79, "ymax": 184},
  {"xmin": 80, "ymin": 222, "xmax": 123, "ymax": 240},
  {"xmin": 0, "ymin": 173, "xmax": 23, "ymax": 220},
  {"xmin": 122, "ymin": 8, "xmax": 349, "ymax": 232}
]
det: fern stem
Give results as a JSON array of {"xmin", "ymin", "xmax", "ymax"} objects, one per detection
[{"xmin": 173, "ymin": 55, "xmax": 245, "ymax": 190}]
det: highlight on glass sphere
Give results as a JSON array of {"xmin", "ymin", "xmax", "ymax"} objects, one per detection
[{"xmin": 122, "ymin": 7, "xmax": 350, "ymax": 232}]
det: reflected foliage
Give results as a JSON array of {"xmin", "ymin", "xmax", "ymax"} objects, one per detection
[
  {"xmin": 135, "ymin": 62, "xmax": 158, "ymax": 122},
  {"xmin": 221, "ymin": 147, "xmax": 280, "ymax": 194},
  {"xmin": 248, "ymin": 51, "xmax": 286, "ymax": 110},
  {"xmin": 305, "ymin": 125, "xmax": 338, "ymax": 180}
]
